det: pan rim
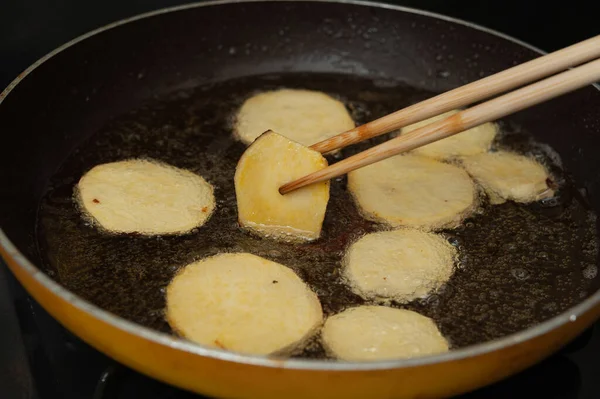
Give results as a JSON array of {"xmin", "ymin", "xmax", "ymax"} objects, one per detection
[{"xmin": 1, "ymin": 0, "xmax": 599, "ymax": 372}]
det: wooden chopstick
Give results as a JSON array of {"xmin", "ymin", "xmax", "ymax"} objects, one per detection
[
  {"xmin": 310, "ymin": 35, "xmax": 600, "ymax": 154},
  {"xmin": 279, "ymin": 58, "xmax": 600, "ymax": 195}
]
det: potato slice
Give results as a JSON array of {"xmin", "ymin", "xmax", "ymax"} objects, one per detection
[
  {"xmin": 321, "ymin": 306, "xmax": 449, "ymax": 361},
  {"xmin": 347, "ymin": 154, "xmax": 477, "ymax": 230},
  {"xmin": 461, "ymin": 151, "xmax": 554, "ymax": 204},
  {"xmin": 166, "ymin": 253, "xmax": 323, "ymax": 355},
  {"xmin": 234, "ymin": 131, "xmax": 329, "ymax": 242},
  {"xmin": 401, "ymin": 110, "xmax": 497, "ymax": 160},
  {"xmin": 76, "ymin": 159, "xmax": 215, "ymax": 235},
  {"xmin": 344, "ymin": 229, "xmax": 456, "ymax": 302},
  {"xmin": 234, "ymin": 89, "xmax": 355, "ymax": 147}
]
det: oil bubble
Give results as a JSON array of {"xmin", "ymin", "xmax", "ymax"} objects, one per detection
[
  {"xmin": 583, "ymin": 265, "xmax": 598, "ymax": 279},
  {"xmin": 540, "ymin": 197, "xmax": 559, "ymax": 207},
  {"xmin": 511, "ymin": 268, "xmax": 530, "ymax": 281},
  {"xmin": 447, "ymin": 237, "xmax": 460, "ymax": 247}
]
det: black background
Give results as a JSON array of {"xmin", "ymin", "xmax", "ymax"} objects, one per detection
[{"xmin": 1, "ymin": 0, "xmax": 599, "ymax": 90}]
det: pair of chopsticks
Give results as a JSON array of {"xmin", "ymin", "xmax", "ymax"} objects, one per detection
[{"xmin": 279, "ymin": 35, "xmax": 600, "ymax": 195}]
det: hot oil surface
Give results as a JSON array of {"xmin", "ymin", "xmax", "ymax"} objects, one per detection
[{"xmin": 36, "ymin": 73, "xmax": 599, "ymax": 358}]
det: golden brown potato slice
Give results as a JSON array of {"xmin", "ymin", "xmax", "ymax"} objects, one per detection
[
  {"xmin": 461, "ymin": 151, "xmax": 554, "ymax": 204},
  {"xmin": 347, "ymin": 154, "xmax": 477, "ymax": 230},
  {"xmin": 77, "ymin": 159, "xmax": 215, "ymax": 235},
  {"xmin": 166, "ymin": 253, "xmax": 323, "ymax": 356},
  {"xmin": 234, "ymin": 89, "xmax": 355, "ymax": 147},
  {"xmin": 344, "ymin": 229, "xmax": 456, "ymax": 302},
  {"xmin": 401, "ymin": 110, "xmax": 497, "ymax": 160},
  {"xmin": 321, "ymin": 306, "xmax": 449, "ymax": 361},
  {"xmin": 234, "ymin": 131, "xmax": 329, "ymax": 242}
]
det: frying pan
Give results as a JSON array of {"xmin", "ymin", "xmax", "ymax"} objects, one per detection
[{"xmin": 1, "ymin": 1, "xmax": 600, "ymax": 398}]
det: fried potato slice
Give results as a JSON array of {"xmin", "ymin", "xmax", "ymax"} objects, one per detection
[
  {"xmin": 77, "ymin": 159, "xmax": 215, "ymax": 235},
  {"xmin": 166, "ymin": 253, "xmax": 323, "ymax": 355},
  {"xmin": 321, "ymin": 306, "xmax": 449, "ymax": 361},
  {"xmin": 461, "ymin": 151, "xmax": 554, "ymax": 204},
  {"xmin": 234, "ymin": 89, "xmax": 355, "ymax": 147},
  {"xmin": 401, "ymin": 110, "xmax": 497, "ymax": 160},
  {"xmin": 347, "ymin": 154, "xmax": 477, "ymax": 230},
  {"xmin": 344, "ymin": 229, "xmax": 456, "ymax": 302},
  {"xmin": 235, "ymin": 131, "xmax": 329, "ymax": 241}
]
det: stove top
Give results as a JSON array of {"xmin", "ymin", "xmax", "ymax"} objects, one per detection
[{"xmin": 2, "ymin": 262, "xmax": 599, "ymax": 399}]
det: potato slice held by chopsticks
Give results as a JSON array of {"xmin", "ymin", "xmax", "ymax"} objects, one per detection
[{"xmin": 234, "ymin": 131, "xmax": 330, "ymax": 242}]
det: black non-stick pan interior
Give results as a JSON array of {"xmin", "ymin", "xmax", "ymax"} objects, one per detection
[{"xmin": 1, "ymin": 1, "xmax": 599, "ymax": 358}]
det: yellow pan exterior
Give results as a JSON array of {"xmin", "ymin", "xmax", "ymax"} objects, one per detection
[{"xmin": 3, "ymin": 246, "xmax": 600, "ymax": 399}]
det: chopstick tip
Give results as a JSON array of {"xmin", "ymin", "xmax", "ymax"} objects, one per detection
[{"xmin": 278, "ymin": 183, "xmax": 292, "ymax": 195}]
